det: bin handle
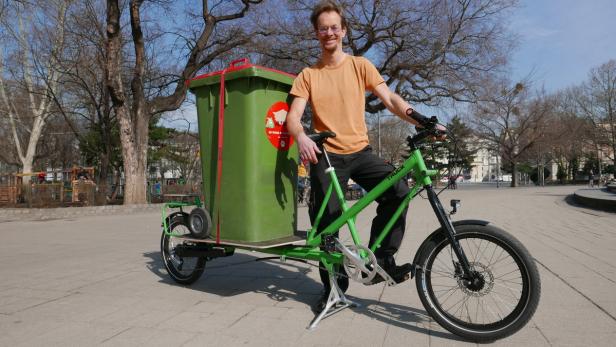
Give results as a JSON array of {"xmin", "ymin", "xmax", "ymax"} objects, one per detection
[{"xmin": 229, "ymin": 58, "xmax": 250, "ymax": 68}]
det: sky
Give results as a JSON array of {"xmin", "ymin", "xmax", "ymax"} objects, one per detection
[
  {"xmin": 509, "ymin": 0, "xmax": 616, "ymax": 91},
  {"xmin": 167, "ymin": 0, "xmax": 616, "ymax": 128}
]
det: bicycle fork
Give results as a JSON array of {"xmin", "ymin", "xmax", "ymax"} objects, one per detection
[{"xmin": 425, "ymin": 186, "xmax": 474, "ymax": 279}]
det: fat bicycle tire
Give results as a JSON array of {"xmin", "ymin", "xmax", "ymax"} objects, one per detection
[
  {"xmin": 415, "ymin": 224, "xmax": 540, "ymax": 342},
  {"xmin": 161, "ymin": 214, "xmax": 206, "ymax": 285}
]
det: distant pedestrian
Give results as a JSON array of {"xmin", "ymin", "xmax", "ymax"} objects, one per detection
[
  {"xmin": 589, "ymin": 170, "xmax": 594, "ymax": 188},
  {"xmin": 449, "ymin": 176, "xmax": 457, "ymax": 190}
]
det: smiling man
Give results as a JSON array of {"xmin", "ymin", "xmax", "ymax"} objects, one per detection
[{"xmin": 286, "ymin": 0, "xmax": 443, "ymax": 311}]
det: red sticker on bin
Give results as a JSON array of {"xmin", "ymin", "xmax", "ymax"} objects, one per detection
[{"xmin": 265, "ymin": 101, "xmax": 293, "ymax": 151}]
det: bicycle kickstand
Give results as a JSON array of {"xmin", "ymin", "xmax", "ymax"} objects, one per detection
[{"xmin": 308, "ymin": 271, "xmax": 358, "ymax": 330}]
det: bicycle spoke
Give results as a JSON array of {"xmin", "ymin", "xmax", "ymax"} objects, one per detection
[
  {"xmin": 435, "ymin": 286, "xmax": 460, "ymax": 305},
  {"xmin": 488, "ymin": 248, "xmax": 510, "ymax": 268},
  {"xmin": 464, "ymin": 297, "xmax": 472, "ymax": 323},
  {"xmin": 497, "ymin": 277, "xmax": 522, "ymax": 286},
  {"xmin": 475, "ymin": 296, "xmax": 480, "ymax": 324},
  {"xmin": 472, "ymin": 238, "xmax": 484, "ymax": 263},
  {"xmin": 494, "ymin": 268, "xmax": 521, "ymax": 280},
  {"xmin": 490, "ymin": 290, "xmax": 516, "ymax": 314},
  {"xmin": 491, "ymin": 283, "xmax": 522, "ymax": 300}
]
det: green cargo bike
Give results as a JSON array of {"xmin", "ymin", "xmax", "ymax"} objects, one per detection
[{"xmin": 159, "ymin": 59, "xmax": 541, "ymax": 341}]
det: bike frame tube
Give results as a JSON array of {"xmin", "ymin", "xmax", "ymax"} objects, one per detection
[
  {"xmin": 261, "ymin": 246, "xmax": 344, "ymax": 263},
  {"xmin": 308, "ymin": 183, "xmax": 333, "ymax": 237},
  {"xmin": 305, "ymin": 149, "xmax": 433, "ymax": 252},
  {"xmin": 369, "ymin": 183, "xmax": 420, "ymax": 254},
  {"xmin": 425, "ymin": 185, "xmax": 472, "ymax": 274}
]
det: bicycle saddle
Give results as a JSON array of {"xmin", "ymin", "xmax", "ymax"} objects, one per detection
[{"xmin": 307, "ymin": 131, "xmax": 336, "ymax": 145}]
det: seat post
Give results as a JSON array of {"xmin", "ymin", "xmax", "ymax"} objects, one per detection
[{"xmin": 322, "ymin": 148, "xmax": 334, "ymax": 169}]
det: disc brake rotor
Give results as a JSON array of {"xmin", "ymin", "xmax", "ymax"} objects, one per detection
[
  {"xmin": 456, "ymin": 262, "xmax": 494, "ymax": 297},
  {"xmin": 342, "ymin": 244, "xmax": 378, "ymax": 284}
]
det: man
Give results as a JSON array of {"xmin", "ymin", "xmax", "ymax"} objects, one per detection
[
  {"xmin": 589, "ymin": 170, "xmax": 594, "ymax": 188},
  {"xmin": 286, "ymin": 1, "xmax": 444, "ymax": 310}
]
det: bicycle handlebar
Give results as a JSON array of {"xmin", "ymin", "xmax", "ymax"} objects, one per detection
[{"xmin": 407, "ymin": 115, "xmax": 445, "ymax": 147}]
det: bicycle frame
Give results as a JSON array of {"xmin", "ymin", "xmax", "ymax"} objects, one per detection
[
  {"xmin": 305, "ymin": 148, "xmax": 435, "ymax": 251},
  {"xmin": 264, "ymin": 141, "xmax": 473, "ymax": 278},
  {"xmin": 162, "ymin": 140, "xmax": 473, "ymax": 278}
]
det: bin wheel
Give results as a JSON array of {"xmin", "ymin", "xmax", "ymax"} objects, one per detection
[
  {"xmin": 161, "ymin": 214, "xmax": 206, "ymax": 285},
  {"xmin": 188, "ymin": 207, "xmax": 212, "ymax": 239}
]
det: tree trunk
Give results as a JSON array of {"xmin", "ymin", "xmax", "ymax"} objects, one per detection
[
  {"xmin": 511, "ymin": 162, "xmax": 518, "ymax": 187},
  {"xmin": 104, "ymin": 0, "xmax": 261, "ymax": 204},
  {"xmin": 115, "ymin": 104, "xmax": 149, "ymax": 204},
  {"xmin": 106, "ymin": 0, "xmax": 148, "ymax": 205}
]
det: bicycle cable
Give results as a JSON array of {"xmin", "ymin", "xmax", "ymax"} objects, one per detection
[{"xmin": 435, "ymin": 124, "xmax": 466, "ymax": 197}]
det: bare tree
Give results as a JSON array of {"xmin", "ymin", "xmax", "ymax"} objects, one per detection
[
  {"xmin": 0, "ymin": 0, "xmax": 71, "ymax": 179},
  {"xmin": 367, "ymin": 114, "xmax": 414, "ymax": 164},
  {"xmin": 545, "ymin": 90, "xmax": 593, "ymax": 182},
  {"xmin": 49, "ymin": 0, "xmax": 123, "ymax": 200},
  {"xmin": 258, "ymin": 0, "xmax": 517, "ymax": 110},
  {"xmin": 575, "ymin": 60, "xmax": 616, "ymax": 173},
  {"xmin": 105, "ymin": 0, "xmax": 265, "ymax": 204},
  {"xmin": 472, "ymin": 79, "xmax": 551, "ymax": 187}
]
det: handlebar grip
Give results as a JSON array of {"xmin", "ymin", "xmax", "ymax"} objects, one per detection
[{"xmin": 409, "ymin": 110, "xmax": 438, "ymax": 128}]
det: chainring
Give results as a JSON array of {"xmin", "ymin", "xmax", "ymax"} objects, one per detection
[{"xmin": 341, "ymin": 244, "xmax": 378, "ymax": 284}]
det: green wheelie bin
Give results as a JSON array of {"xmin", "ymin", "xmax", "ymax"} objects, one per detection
[{"xmin": 189, "ymin": 58, "xmax": 298, "ymax": 245}]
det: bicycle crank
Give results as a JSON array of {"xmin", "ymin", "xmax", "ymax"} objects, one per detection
[{"xmin": 336, "ymin": 242, "xmax": 377, "ymax": 284}]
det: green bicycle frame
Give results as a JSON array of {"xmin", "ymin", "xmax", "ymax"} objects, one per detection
[
  {"xmin": 162, "ymin": 148, "xmax": 438, "ymax": 273},
  {"xmin": 303, "ymin": 148, "xmax": 437, "ymax": 253}
]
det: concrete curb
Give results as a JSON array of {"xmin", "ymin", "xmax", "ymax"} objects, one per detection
[
  {"xmin": 573, "ymin": 188, "xmax": 616, "ymax": 212},
  {"xmin": 0, "ymin": 203, "xmax": 164, "ymax": 222}
]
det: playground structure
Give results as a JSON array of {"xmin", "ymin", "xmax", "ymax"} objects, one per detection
[{"xmin": 0, "ymin": 167, "xmax": 96, "ymax": 207}]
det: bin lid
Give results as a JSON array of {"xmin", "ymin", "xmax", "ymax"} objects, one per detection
[{"xmin": 188, "ymin": 58, "xmax": 296, "ymax": 91}]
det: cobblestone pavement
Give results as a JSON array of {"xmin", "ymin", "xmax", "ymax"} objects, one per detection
[{"xmin": 0, "ymin": 185, "xmax": 615, "ymax": 346}]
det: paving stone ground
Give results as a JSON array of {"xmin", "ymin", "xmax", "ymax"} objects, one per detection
[{"xmin": 0, "ymin": 185, "xmax": 615, "ymax": 346}]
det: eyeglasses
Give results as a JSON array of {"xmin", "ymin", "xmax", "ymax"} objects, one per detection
[{"xmin": 317, "ymin": 25, "xmax": 342, "ymax": 36}]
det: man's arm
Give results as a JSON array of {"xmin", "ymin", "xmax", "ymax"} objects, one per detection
[
  {"xmin": 372, "ymin": 83, "xmax": 420, "ymax": 124},
  {"xmin": 372, "ymin": 83, "xmax": 446, "ymax": 136},
  {"xmin": 287, "ymin": 96, "xmax": 321, "ymax": 164}
]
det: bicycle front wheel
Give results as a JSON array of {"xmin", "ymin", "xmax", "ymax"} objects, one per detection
[{"xmin": 415, "ymin": 224, "xmax": 540, "ymax": 342}]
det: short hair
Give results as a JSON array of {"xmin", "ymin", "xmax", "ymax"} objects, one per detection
[{"xmin": 310, "ymin": 1, "xmax": 347, "ymax": 31}]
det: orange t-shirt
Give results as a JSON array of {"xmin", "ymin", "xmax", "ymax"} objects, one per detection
[{"xmin": 290, "ymin": 55, "xmax": 385, "ymax": 154}]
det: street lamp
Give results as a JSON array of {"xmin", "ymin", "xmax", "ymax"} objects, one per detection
[
  {"xmin": 377, "ymin": 111, "xmax": 382, "ymax": 157},
  {"xmin": 495, "ymin": 146, "xmax": 500, "ymax": 188}
]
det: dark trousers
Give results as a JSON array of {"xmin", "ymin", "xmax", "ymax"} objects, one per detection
[{"xmin": 310, "ymin": 146, "xmax": 409, "ymax": 288}]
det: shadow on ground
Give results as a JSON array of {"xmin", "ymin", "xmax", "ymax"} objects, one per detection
[
  {"xmin": 348, "ymin": 297, "xmax": 468, "ymax": 341},
  {"xmin": 563, "ymin": 194, "xmax": 614, "ymax": 215},
  {"xmin": 144, "ymin": 251, "xmax": 317, "ymax": 304},
  {"xmin": 142, "ymin": 251, "xmax": 463, "ymax": 341}
]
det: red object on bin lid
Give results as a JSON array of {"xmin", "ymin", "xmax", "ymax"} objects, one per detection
[{"xmin": 187, "ymin": 58, "xmax": 296, "ymax": 87}]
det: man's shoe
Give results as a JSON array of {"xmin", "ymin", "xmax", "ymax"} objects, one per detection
[{"xmin": 367, "ymin": 258, "xmax": 413, "ymax": 285}]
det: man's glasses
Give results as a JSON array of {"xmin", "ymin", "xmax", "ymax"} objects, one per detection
[{"xmin": 317, "ymin": 25, "xmax": 342, "ymax": 36}]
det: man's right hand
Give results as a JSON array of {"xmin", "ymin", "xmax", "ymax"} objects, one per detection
[{"xmin": 297, "ymin": 133, "xmax": 321, "ymax": 165}]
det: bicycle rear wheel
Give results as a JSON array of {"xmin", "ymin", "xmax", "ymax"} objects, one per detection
[
  {"xmin": 415, "ymin": 224, "xmax": 540, "ymax": 342},
  {"xmin": 161, "ymin": 215, "xmax": 206, "ymax": 285}
]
